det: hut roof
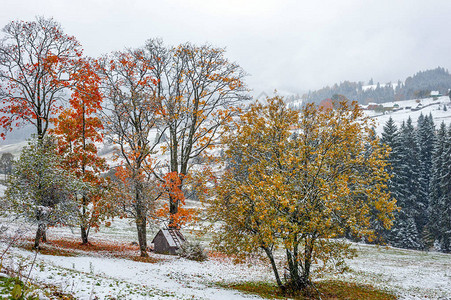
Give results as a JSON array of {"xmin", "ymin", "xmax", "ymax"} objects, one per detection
[{"xmin": 152, "ymin": 229, "xmax": 185, "ymax": 248}]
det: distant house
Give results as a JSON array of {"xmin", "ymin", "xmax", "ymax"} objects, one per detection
[
  {"xmin": 430, "ymin": 91, "xmax": 442, "ymax": 97},
  {"xmin": 152, "ymin": 229, "xmax": 186, "ymax": 255}
]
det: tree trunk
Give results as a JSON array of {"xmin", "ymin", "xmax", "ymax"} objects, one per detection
[
  {"xmin": 134, "ymin": 179, "xmax": 148, "ymax": 257},
  {"xmin": 299, "ymin": 240, "xmax": 314, "ymax": 289},
  {"xmin": 169, "ymin": 193, "xmax": 179, "ymax": 229},
  {"xmin": 81, "ymin": 225, "xmax": 89, "ymax": 244},
  {"xmin": 263, "ymin": 246, "xmax": 284, "ymax": 292},
  {"xmin": 136, "ymin": 216, "xmax": 148, "ymax": 257},
  {"xmin": 41, "ymin": 225, "xmax": 47, "ymax": 243},
  {"xmin": 80, "ymin": 194, "xmax": 90, "ymax": 244},
  {"xmin": 33, "ymin": 223, "xmax": 45, "ymax": 249},
  {"xmin": 286, "ymin": 249, "xmax": 302, "ymax": 291}
]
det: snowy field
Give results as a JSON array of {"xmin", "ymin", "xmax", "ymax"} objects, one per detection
[
  {"xmin": 1, "ymin": 217, "xmax": 450, "ymax": 299},
  {"xmin": 0, "ymin": 181, "xmax": 450, "ymax": 299},
  {"xmin": 365, "ymin": 96, "xmax": 451, "ymax": 135}
]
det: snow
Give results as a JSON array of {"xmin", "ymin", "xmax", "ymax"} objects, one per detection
[
  {"xmin": 364, "ymin": 96, "xmax": 451, "ymax": 134},
  {"xmin": 159, "ymin": 229, "xmax": 183, "ymax": 248},
  {"xmin": 341, "ymin": 243, "xmax": 451, "ymax": 299},
  {"xmin": 0, "ymin": 200, "xmax": 449, "ymax": 300},
  {"xmin": 2, "ymin": 235, "xmax": 448, "ymax": 299},
  {"xmin": 4, "ymin": 247, "xmax": 268, "ymax": 299}
]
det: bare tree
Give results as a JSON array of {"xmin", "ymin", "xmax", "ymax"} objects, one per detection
[
  {"xmin": 0, "ymin": 17, "xmax": 83, "ymax": 140},
  {"xmin": 97, "ymin": 49, "xmax": 162, "ymax": 257},
  {"xmin": 144, "ymin": 39, "xmax": 249, "ymax": 226}
]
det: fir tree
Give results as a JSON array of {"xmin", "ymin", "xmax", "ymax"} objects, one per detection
[
  {"xmin": 381, "ymin": 117, "xmax": 403, "ymax": 201},
  {"xmin": 432, "ymin": 125, "xmax": 451, "ymax": 252},
  {"xmin": 428, "ymin": 122, "xmax": 447, "ymax": 251},
  {"xmin": 390, "ymin": 211, "xmax": 423, "ymax": 249},
  {"xmin": 415, "ymin": 114, "xmax": 435, "ymax": 240},
  {"xmin": 389, "ymin": 118, "xmax": 423, "ymax": 249}
]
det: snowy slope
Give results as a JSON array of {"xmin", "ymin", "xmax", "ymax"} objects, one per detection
[{"xmin": 364, "ymin": 96, "xmax": 451, "ymax": 134}]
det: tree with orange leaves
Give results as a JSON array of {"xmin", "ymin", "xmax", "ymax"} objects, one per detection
[
  {"xmin": 51, "ymin": 58, "xmax": 111, "ymax": 245},
  {"xmin": 210, "ymin": 96, "xmax": 397, "ymax": 294},
  {"xmin": 154, "ymin": 171, "xmax": 197, "ymax": 229},
  {"xmin": 0, "ymin": 17, "xmax": 83, "ymax": 140},
  {"xmin": 97, "ymin": 49, "xmax": 162, "ymax": 257},
  {"xmin": 144, "ymin": 39, "xmax": 249, "ymax": 227}
]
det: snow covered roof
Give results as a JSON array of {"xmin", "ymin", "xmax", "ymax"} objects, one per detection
[{"xmin": 157, "ymin": 229, "xmax": 185, "ymax": 248}]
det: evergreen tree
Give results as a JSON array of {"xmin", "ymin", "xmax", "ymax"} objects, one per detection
[
  {"xmin": 429, "ymin": 124, "xmax": 451, "ymax": 252},
  {"xmin": 377, "ymin": 117, "xmax": 403, "ymax": 243},
  {"xmin": 439, "ymin": 125, "xmax": 451, "ymax": 251},
  {"xmin": 429, "ymin": 122, "xmax": 447, "ymax": 250},
  {"xmin": 415, "ymin": 114, "xmax": 435, "ymax": 241},
  {"xmin": 389, "ymin": 118, "xmax": 423, "ymax": 249},
  {"xmin": 390, "ymin": 211, "xmax": 423, "ymax": 249},
  {"xmin": 381, "ymin": 117, "xmax": 403, "ymax": 200}
]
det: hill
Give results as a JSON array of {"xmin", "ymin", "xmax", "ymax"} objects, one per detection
[
  {"xmin": 303, "ymin": 67, "xmax": 451, "ymax": 105},
  {"xmin": 365, "ymin": 95, "xmax": 451, "ymax": 134}
]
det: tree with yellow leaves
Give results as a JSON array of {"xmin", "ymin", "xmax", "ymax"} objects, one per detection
[{"xmin": 209, "ymin": 96, "xmax": 397, "ymax": 294}]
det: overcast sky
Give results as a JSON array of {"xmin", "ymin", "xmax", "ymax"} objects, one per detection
[{"xmin": 1, "ymin": 0, "xmax": 451, "ymax": 95}]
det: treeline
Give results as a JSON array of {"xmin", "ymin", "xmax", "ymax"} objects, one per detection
[
  {"xmin": 379, "ymin": 115, "xmax": 451, "ymax": 252},
  {"xmin": 304, "ymin": 67, "xmax": 451, "ymax": 104}
]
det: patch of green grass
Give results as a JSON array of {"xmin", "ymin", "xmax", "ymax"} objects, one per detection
[
  {"xmin": 222, "ymin": 280, "xmax": 397, "ymax": 300},
  {"xmin": 0, "ymin": 276, "xmax": 74, "ymax": 300}
]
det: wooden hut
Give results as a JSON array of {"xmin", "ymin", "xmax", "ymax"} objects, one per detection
[{"xmin": 151, "ymin": 229, "xmax": 186, "ymax": 255}]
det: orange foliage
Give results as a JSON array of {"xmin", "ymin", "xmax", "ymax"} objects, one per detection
[
  {"xmin": 50, "ymin": 58, "xmax": 111, "ymax": 241},
  {"xmin": 154, "ymin": 172, "xmax": 197, "ymax": 228}
]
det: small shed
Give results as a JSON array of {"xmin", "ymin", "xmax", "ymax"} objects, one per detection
[{"xmin": 151, "ymin": 229, "xmax": 186, "ymax": 255}]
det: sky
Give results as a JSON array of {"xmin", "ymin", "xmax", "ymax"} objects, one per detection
[{"xmin": 1, "ymin": 0, "xmax": 451, "ymax": 96}]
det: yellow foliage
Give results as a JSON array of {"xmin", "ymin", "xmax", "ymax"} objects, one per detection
[{"xmin": 208, "ymin": 96, "xmax": 397, "ymax": 289}]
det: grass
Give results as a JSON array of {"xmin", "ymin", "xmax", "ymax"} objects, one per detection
[
  {"xmin": 19, "ymin": 237, "xmax": 162, "ymax": 263},
  {"xmin": 19, "ymin": 242, "xmax": 76, "ymax": 257},
  {"xmin": 0, "ymin": 276, "xmax": 76, "ymax": 300},
  {"xmin": 224, "ymin": 280, "xmax": 397, "ymax": 300}
]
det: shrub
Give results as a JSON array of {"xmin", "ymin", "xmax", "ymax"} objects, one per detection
[{"xmin": 177, "ymin": 241, "xmax": 208, "ymax": 261}]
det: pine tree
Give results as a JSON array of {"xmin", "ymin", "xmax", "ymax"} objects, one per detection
[
  {"xmin": 381, "ymin": 117, "xmax": 403, "ymax": 200},
  {"xmin": 378, "ymin": 117, "xmax": 403, "ymax": 243},
  {"xmin": 440, "ymin": 125, "xmax": 451, "ymax": 251},
  {"xmin": 415, "ymin": 114, "xmax": 435, "ymax": 241},
  {"xmin": 429, "ymin": 124, "xmax": 451, "ymax": 252},
  {"xmin": 390, "ymin": 211, "xmax": 423, "ymax": 249},
  {"xmin": 389, "ymin": 118, "xmax": 423, "ymax": 249},
  {"xmin": 429, "ymin": 122, "xmax": 447, "ymax": 250}
]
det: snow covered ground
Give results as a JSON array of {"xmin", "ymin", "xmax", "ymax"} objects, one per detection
[
  {"xmin": 0, "ymin": 196, "xmax": 449, "ymax": 300},
  {"xmin": 365, "ymin": 96, "xmax": 451, "ymax": 134},
  {"xmin": 4, "ymin": 247, "xmax": 269, "ymax": 299},
  {"xmin": 1, "ymin": 220, "xmax": 449, "ymax": 299}
]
